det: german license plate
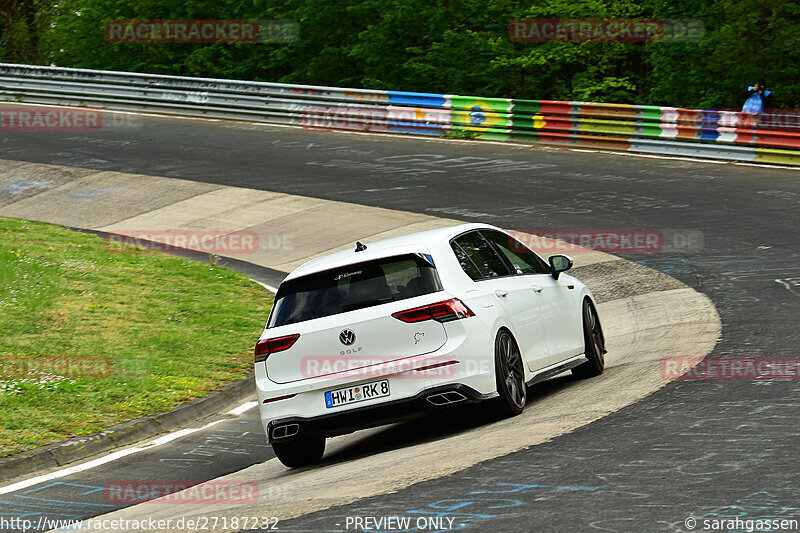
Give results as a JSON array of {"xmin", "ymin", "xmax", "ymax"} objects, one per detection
[{"xmin": 324, "ymin": 379, "xmax": 389, "ymax": 408}]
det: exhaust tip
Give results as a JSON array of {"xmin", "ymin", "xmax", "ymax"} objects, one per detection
[
  {"xmin": 271, "ymin": 423, "xmax": 300, "ymax": 440},
  {"xmin": 426, "ymin": 391, "xmax": 467, "ymax": 406}
]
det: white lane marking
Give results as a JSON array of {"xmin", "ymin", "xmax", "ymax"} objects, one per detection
[
  {"xmin": 775, "ymin": 279, "xmax": 800, "ymax": 299},
  {"xmin": 602, "ymin": 151, "xmax": 728, "ymax": 164},
  {"xmin": 226, "ymin": 401, "xmax": 258, "ymax": 416},
  {"xmin": 253, "ymin": 280, "xmax": 279, "ymax": 293},
  {"xmin": 733, "ymin": 162, "xmax": 800, "ymax": 171},
  {"xmin": 364, "ymin": 185, "xmax": 427, "ymax": 192},
  {"xmin": 0, "ymin": 420, "xmax": 225, "ymax": 495}
]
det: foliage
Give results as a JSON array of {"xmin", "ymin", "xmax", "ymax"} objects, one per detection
[
  {"xmin": 0, "ymin": 0, "xmax": 57, "ymax": 63},
  {"xmin": 2, "ymin": 0, "xmax": 799, "ymax": 117}
]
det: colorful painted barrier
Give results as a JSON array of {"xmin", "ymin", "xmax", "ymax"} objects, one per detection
[{"xmin": 1, "ymin": 63, "xmax": 798, "ymax": 165}]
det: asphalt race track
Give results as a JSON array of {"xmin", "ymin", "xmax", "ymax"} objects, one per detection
[{"xmin": 1, "ymin": 112, "xmax": 799, "ymax": 532}]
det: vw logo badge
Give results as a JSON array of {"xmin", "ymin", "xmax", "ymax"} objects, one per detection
[{"xmin": 339, "ymin": 329, "xmax": 356, "ymax": 346}]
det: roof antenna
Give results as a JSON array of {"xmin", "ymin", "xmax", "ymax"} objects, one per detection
[{"xmin": 355, "ymin": 241, "xmax": 367, "ymax": 252}]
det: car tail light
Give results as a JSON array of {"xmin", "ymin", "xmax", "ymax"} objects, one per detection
[
  {"xmin": 255, "ymin": 334, "xmax": 300, "ymax": 363},
  {"xmin": 392, "ymin": 298, "xmax": 475, "ymax": 323}
]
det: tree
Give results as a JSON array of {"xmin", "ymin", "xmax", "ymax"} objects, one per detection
[
  {"xmin": 5, "ymin": 0, "xmax": 797, "ymax": 109},
  {"xmin": 0, "ymin": 0, "xmax": 57, "ymax": 63}
]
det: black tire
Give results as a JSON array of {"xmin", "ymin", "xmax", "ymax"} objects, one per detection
[
  {"xmin": 272, "ymin": 436, "xmax": 325, "ymax": 468},
  {"xmin": 493, "ymin": 329, "xmax": 527, "ymax": 417},
  {"xmin": 572, "ymin": 299, "xmax": 606, "ymax": 379}
]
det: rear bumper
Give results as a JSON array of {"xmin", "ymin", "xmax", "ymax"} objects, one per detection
[
  {"xmin": 256, "ymin": 312, "xmax": 498, "ymax": 442},
  {"xmin": 267, "ymin": 384, "xmax": 490, "ymax": 441}
]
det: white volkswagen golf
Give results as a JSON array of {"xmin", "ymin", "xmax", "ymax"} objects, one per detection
[{"xmin": 255, "ymin": 223, "xmax": 605, "ymax": 467}]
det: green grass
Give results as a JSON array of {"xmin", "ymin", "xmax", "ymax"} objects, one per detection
[{"xmin": 0, "ymin": 217, "xmax": 272, "ymax": 457}]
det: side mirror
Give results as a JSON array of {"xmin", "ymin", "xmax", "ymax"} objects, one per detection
[{"xmin": 548, "ymin": 254, "xmax": 573, "ymax": 279}]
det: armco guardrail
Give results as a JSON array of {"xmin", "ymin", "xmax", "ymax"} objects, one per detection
[{"xmin": 2, "ymin": 63, "xmax": 799, "ymax": 165}]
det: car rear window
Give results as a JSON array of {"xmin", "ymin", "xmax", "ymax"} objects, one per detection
[{"xmin": 267, "ymin": 253, "xmax": 443, "ymax": 327}]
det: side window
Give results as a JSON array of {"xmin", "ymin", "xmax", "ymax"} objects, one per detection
[
  {"xmin": 481, "ymin": 230, "xmax": 551, "ymax": 275},
  {"xmin": 452, "ymin": 232, "xmax": 511, "ymax": 280},
  {"xmin": 452, "ymin": 241, "xmax": 482, "ymax": 280}
]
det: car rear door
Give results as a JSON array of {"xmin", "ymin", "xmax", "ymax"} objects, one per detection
[
  {"xmin": 451, "ymin": 231, "xmax": 551, "ymax": 372},
  {"xmin": 481, "ymin": 230, "xmax": 583, "ymax": 365}
]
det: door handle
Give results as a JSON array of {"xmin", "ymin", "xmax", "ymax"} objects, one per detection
[
  {"xmin": 531, "ymin": 285, "xmax": 544, "ymax": 293},
  {"xmin": 494, "ymin": 289, "xmax": 509, "ymax": 298}
]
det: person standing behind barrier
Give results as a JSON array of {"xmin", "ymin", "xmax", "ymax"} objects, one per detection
[{"xmin": 741, "ymin": 79, "xmax": 772, "ymax": 113}]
